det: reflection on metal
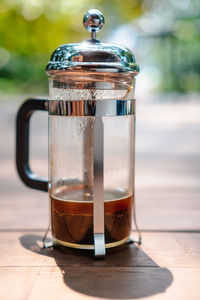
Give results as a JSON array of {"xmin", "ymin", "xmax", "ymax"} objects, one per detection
[
  {"xmin": 131, "ymin": 114, "xmax": 142, "ymax": 245},
  {"xmin": 94, "ymin": 233, "xmax": 105, "ymax": 258},
  {"xmin": 93, "ymin": 117, "xmax": 105, "ymax": 257},
  {"xmin": 46, "ymin": 42, "xmax": 139, "ymax": 74},
  {"xmin": 46, "ymin": 9, "xmax": 140, "ymax": 75},
  {"xmin": 83, "ymin": 9, "xmax": 105, "ymax": 41},
  {"xmin": 49, "ymin": 99, "xmax": 135, "ymax": 116},
  {"xmin": 133, "ymin": 199, "xmax": 142, "ymax": 245}
]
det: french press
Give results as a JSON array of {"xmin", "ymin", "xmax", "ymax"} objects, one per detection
[{"xmin": 16, "ymin": 9, "xmax": 141, "ymax": 257}]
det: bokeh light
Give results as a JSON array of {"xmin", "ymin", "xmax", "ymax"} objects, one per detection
[{"xmin": 0, "ymin": 0, "xmax": 199, "ymax": 94}]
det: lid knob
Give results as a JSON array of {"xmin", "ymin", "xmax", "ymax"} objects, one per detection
[{"xmin": 83, "ymin": 9, "xmax": 104, "ymax": 40}]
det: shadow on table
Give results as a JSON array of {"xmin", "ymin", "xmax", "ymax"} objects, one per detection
[{"xmin": 20, "ymin": 234, "xmax": 173, "ymax": 299}]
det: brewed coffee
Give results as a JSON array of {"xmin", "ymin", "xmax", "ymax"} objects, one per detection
[{"xmin": 51, "ymin": 186, "xmax": 132, "ymax": 247}]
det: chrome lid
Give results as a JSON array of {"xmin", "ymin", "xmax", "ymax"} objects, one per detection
[{"xmin": 46, "ymin": 9, "xmax": 139, "ymax": 75}]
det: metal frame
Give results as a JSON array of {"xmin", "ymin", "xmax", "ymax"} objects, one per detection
[
  {"xmin": 49, "ymin": 99, "xmax": 135, "ymax": 117},
  {"xmin": 49, "ymin": 98, "xmax": 136, "ymax": 257}
]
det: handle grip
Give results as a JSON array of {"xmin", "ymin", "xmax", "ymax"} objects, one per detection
[{"xmin": 16, "ymin": 98, "xmax": 48, "ymax": 192}]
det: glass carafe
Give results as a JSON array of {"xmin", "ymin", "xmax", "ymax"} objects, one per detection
[{"xmin": 16, "ymin": 9, "xmax": 140, "ymax": 257}]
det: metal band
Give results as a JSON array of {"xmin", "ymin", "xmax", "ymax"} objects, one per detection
[
  {"xmin": 93, "ymin": 117, "xmax": 105, "ymax": 257},
  {"xmin": 49, "ymin": 99, "xmax": 135, "ymax": 117},
  {"xmin": 132, "ymin": 113, "xmax": 142, "ymax": 245},
  {"xmin": 94, "ymin": 234, "xmax": 105, "ymax": 257}
]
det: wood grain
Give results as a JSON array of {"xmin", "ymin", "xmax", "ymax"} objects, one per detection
[
  {"xmin": 1, "ymin": 266, "xmax": 200, "ymax": 300},
  {"xmin": 0, "ymin": 232, "xmax": 200, "ymax": 268},
  {"xmin": 0, "ymin": 98, "xmax": 200, "ymax": 299}
]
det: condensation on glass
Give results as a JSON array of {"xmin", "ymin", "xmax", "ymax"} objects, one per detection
[{"xmin": 48, "ymin": 75, "xmax": 136, "ymax": 250}]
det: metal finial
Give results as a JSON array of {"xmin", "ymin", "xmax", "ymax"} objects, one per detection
[{"xmin": 83, "ymin": 9, "xmax": 105, "ymax": 40}]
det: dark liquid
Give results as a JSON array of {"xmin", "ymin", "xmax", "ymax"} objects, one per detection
[{"xmin": 51, "ymin": 188, "xmax": 132, "ymax": 246}]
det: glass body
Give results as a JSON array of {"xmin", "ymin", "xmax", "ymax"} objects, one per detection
[{"xmin": 48, "ymin": 73, "xmax": 135, "ymax": 249}]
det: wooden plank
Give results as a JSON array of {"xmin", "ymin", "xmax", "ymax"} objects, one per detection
[
  {"xmin": 0, "ymin": 267, "xmax": 40, "ymax": 300},
  {"xmin": 136, "ymin": 189, "xmax": 200, "ymax": 230},
  {"xmin": 0, "ymin": 189, "xmax": 49, "ymax": 230},
  {"xmin": 1, "ymin": 266, "xmax": 200, "ymax": 300},
  {"xmin": 28, "ymin": 266, "xmax": 174, "ymax": 300},
  {"xmin": 0, "ymin": 94, "xmax": 200, "ymax": 300},
  {"xmin": 0, "ymin": 232, "xmax": 157, "ymax": 268},
  {"xmin": 0, "ymin": 232, "xmax": 200, "ymax": 269},
  {"xmin": 29, "ymin": 266, "xmax": 199, "ymax": 300},
  {"xmin": 140, "ymin": 232, "xmax": 200, "ymax": 268}
]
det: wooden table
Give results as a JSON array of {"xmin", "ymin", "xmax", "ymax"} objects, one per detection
[{"xmin": 0, "ymin": 95, "xmax": 200, "ymax": 299}]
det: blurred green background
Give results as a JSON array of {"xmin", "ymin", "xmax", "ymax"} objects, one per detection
[{"xmin": 0, "ymin": 0, "xmax": 199, "ymax": 94}]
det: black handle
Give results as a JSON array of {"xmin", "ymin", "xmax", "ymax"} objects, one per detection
[{"xmin": 16, "ymin": 97, "xmax": 49, "ymax": 192}]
